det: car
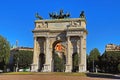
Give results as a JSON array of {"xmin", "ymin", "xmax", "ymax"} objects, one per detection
[
  {"xmin": 19, "ymin": 69, "xmax": 23, "ymax": 72},
  {"xmin": 0, "ymin": 70, "xmax": 3, "ymax": 73}
]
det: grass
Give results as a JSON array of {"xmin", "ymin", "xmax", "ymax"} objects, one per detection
[
  {"xmin": 2, "ymin": 72, "xmax": 35, "ymax": 75},
  {"xmin": 2, "ymin": 72, "xmax": 87, "ymax": 76}
]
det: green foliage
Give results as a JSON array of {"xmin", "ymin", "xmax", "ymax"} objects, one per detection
[
  {"xmin": 39, "ymin": 53, "xmax": 45, "ymax": 71},
  {"xmin": 72, "ymin": 53, "xmax": 79, "ymax": 72},
  {"xmin": 0, "ymin": 35, "xmax": 10, "ymax": 69},
  {"xmin": 89, "ymin": 48, "xmax": 100, "ymax": 62},
  {"xmin": 13, "ymin": 50, "xmax": 33, "ymax": 69},
  {"xmin": 87, "ymin": 48, "xmax": 100, "ymax": 71},
  {"xmin": 118, "ymin": 64, "xmax": 120, "ymax": 72},
  {"xmin": 100, "ymin": 51, "xmax": 120, "ymax": 73},
  {"xmin": 87, "ymin": 49, "xmax": 120, "ymax": 73},
  {"xmin": 53, "ymin": 53, "xmax": 65, "ymax": 72}
]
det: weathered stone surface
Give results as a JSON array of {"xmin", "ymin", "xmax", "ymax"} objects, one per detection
[{"xmin": 32, "ymin": 18, "xmax": 87, "ymax": 72}]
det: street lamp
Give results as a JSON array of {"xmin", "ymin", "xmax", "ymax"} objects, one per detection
[
  {"xmin": 16, "ymin": 57, "xmax": 19, "ymax": 72},
  {"xmin": 93, "ymin": 59, "xmax": 94, "ymax": 72},
  {"xmin": 95, "ymin": 65, "xmax": 98, "ymax": 73}
]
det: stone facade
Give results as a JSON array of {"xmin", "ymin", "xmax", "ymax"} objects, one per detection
[
  {"xmin": 31, "ymin": 18, "xmax": 87, "ymax": 72},
  {"xmin": 11, "ymin": 47, "xmax": 33, "ymax": 51},
  {"xmin": 105, "ymin": 44, "xmax": 120, "ymax": 52}
]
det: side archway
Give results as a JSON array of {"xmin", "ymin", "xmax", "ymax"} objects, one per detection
[
  {"xmin": 39, "ymin": 53, "xmax": 45, "ymax": 72},
  {"xmin": 72, "ymin": 52, "xmax": 79, "ymax": 72}
]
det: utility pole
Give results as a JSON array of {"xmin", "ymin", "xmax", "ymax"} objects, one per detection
[
  {"xmin": 93, "ymin": 60, "xmax": 94, "ymax": 72},
  {"xmin": 16, "ymin": 40, "xmax": 18, "ymax": 48},
  {"xmin": 95, "ymin": 65, "xmax": 98, "ymax": 73},
  {"xmin": 16, "ymin": 57, "xmax": 19, "ymax": 72}
]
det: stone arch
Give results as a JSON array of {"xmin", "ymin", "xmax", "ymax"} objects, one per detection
[
  {"xmin": 70, "ymin": 36, "xmax": 80, "ymax": 72},
  {"xmin": 37, "ymin": 37, "xmax": 45, "ymax": 72},
  {"xmin": 32, "ymin": 17, "xmax": 87, "ymax": 72}
]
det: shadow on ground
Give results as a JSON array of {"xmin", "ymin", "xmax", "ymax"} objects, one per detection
[{"xmin": 86, "ymin": 73, "xmax": 120, "ymax": 79}]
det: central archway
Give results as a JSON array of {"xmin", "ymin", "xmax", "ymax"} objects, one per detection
[
  {"xmin": 72, "ymin": 53, "xmax": 79, "ymax": 72},
  {"xmin": 52, "ymin": 41, "xmax": 66, "ymax": 72}
]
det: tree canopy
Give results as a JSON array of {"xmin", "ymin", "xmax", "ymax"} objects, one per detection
[
  {"xmin": 89, "ymin": 48, "xmax": 100, "ymax": 62},
  {"xmin": 100, "ymin": 51, "xmax": 120, "ymax": 73},
  {"xmin": 0, "ymin": 35, "xmax": 10, "ymax": 64},
  {"xmin": 87, "ymin": 48, "xmax": 120, "ymax": 73},
  {"xmin": 53, "ymin": 53, "xmax": 65, "ymax": 72},
  {"xmin": 87, "ymin": 48, "xmax": 100, "ymax": 72},
  {"xmin": 72, "ymin": 53, "xmax": 79, "ymax": 72},
  {"xmin": 13, "ymin": 50, "xmax": 33, "ymax": 69},
  {"xmin": 0, "ymin": 35, "xmax": 10, "ymax": 71}
]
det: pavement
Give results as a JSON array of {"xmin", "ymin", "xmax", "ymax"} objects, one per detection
[{"xmin": 86, "ymin": 73, "xmax": 120, "ymax": 80}]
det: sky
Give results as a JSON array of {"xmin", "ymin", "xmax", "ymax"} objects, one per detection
[{"xmin": 0, "ymin": 0, "xmax": 120, "ymax": 54}]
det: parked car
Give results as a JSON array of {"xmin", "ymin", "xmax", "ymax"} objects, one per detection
[
  {"xmin": 0, "ymin": 70, "xmax": 3, "ymax": 73},
  {"xmin": 19, "ymin": 69, "xmax": 23, "ymax": 72}
]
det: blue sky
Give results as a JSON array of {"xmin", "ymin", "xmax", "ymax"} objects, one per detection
[{"xmin": 0, "ymin": 0, "xmax": 120, "ymax": 54}]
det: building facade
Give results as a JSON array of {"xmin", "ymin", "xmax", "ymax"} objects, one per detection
[
  {"xmin": 105, "ymin": 44, "xmax": 120, "ymax": 52},
  {"xmin": 10, "ymin": 47, "xmax": 33, "ymax": 64},
  {"xmin": 11, "ymin": 47, "xmax": 33, "ymax": 51},
  {"xmin": 31, "ymin": 10, "xmax": 88, "ymax": 72}
]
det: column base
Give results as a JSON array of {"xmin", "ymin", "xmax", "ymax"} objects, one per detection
[
  {"xmin": 31, "ymin": 64, "xmax": 38, "ymax": 72},
  {"xmin": 79, "ymin": 64, "xmax": 86, "ymax": 72},
  {"xmin": 43, "ymin": 64, "xmax": 52, "ymax": 72},
  {"xmin": 65, "ymin": 64, "xmax": 72, "ymax": 72}
]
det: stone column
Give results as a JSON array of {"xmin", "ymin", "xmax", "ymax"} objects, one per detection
[
  {"xmin": 79, "ymin": 36, "xmax": 86, "ymax": 72},
  {"xmin": 83, "ymin": 35, "xmax": 87, "ymax": 72},
  {"xmin": 43, "ymin": 37, "xmax": 52, "ymax": 72},
  {"xmin": 65, "ymin": 36, "xmax": 72, "ymax": 72},
  {"xmin": 31, "ymin": 37, "xmax": 39, "ymax": 72}
]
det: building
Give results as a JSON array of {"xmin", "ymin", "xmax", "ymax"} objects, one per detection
[
  {"xmin": 105, "ymin": 44, "xmax": 120, "ymax": 52},
  {"xmin": 10, "ymin": 47, "xmax": 33, "ymax": 65},
  {"xmin": 31, "ymin": 10, "xmax": 88, "ymax": 72},
  {"xmin": 11, "ymin": 47, "xmax": 33, "ymax": 51}
]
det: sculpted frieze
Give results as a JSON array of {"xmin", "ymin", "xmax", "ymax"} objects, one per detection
[
  {"xmin": 67, "ymin": 31, "xmax": 83, "ymax": 36},
  {"xmin": 67, "ymin": 21, "xmax": 81, "ymax": 27},
  {"xmin": 36, "ymin": 22, "xmax": 48, "ymax": 28}
]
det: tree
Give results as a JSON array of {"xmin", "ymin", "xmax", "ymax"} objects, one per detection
[
  {"xmin": 53, "ymin": 53, "xmax": 65, "ymax": 72},
  {"xmin": 13, "ymin": 50, "xmax": 33, "ymax": 69},
  {"xmin": 72, "ymin": 53, "xmax": 79, "ymax": 72},
  {"xmin": 118, "ymin": 64, "xmax": 120, "ymax": 73},
  {"xmin": 89, "ymin": 48, "xmax": 100, "ymax": 61},
  {"xmin": 87, "ymin": 53, "xmax": 90, "ymax": 71},
  {"xmin": 88, "ymin": 48, "xmax": 100, "ymax": 72},
  {"xmin": 0, "ymin": 35, "xmax": 10, "ymax": 71},
  {"xmin": 100, "ymin": 51, "xmax": 120, "ymax": 73}
]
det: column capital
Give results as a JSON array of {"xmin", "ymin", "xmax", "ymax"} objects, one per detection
[
  {"xmin": 46, "ymin": 36, "xmax": 49, "ymax": 38},
  {"xmin": 34, "ymin": 36, "xmax": 37, "ymax": 39},
  {"xmin": 66, "ymin": 35, "xmax": 70, "ymax": 37},
  {"xmin": 67, "ymin": 36, "xmax": 70, "ymax": 40},
  {"xmin": 79, "ymin": 35, "xmax": 83, "ymax": 38}
]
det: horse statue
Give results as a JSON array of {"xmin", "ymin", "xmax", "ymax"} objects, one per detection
[
  {"xmin": 35, "ymin": 13, "xmax": 43, "ymax": 20},
  {"xmin": 49, "ymin": 9, "xmax": 70, "ymax": 19},
  {"xmin": 80, "ymin": 11, "xmax": 85, "ymax": 18}
]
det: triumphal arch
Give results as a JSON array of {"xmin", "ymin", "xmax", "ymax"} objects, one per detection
[{"xmin": 31, "ymin": 10, "xmax": 87, "ymax": 72}]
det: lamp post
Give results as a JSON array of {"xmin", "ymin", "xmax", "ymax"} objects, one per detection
[
  {"xmin": 95, "ymin": 65, "xmax": 98, "ymax": 73},
  {"xmin": 93, "ymin": 59, "xmax": 94, "ymax": 72},
  {"xmin": 16, "ymin": 57, "xmax": 19, "ymax": 72}
]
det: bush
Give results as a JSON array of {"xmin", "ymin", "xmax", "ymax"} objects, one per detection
[{"xmin": 118, "ymin": 64, "xmax": 120, "ymax": 73}]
